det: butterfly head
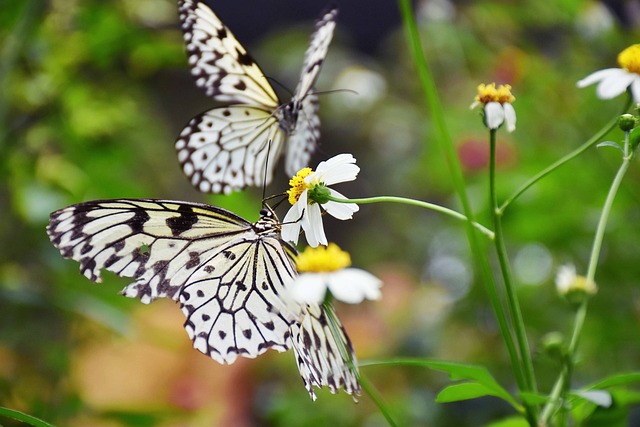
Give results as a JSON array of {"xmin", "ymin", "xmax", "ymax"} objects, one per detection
[{"xmin": 255, "ymin": 206, "xmax": 281, "ymax": 234}]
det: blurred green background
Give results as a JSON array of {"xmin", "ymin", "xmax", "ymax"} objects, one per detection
[{"xmin": 2, "ymin": 0, "xmax": 640, "ymax": 425}]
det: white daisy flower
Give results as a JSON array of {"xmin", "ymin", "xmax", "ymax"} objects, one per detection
[
  {"xmin": 290, "ymin": 243, "xmax": 382, "ymax": 305},
  {"xmin": 577, "ymin": 44, "xmax": 640, "ymax": 102},
  {"xmin": 555, "ymin": 264, "xmax": 597, "ymax": 303},
  {"xmin": 470, "ymin": 83, "xmax": 517, "ymax": 132},
  {"xmin": 282, "ymin": 154, "xmax": 360, "ymax": 248}
]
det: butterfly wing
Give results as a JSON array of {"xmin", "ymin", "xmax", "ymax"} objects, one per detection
[
  {"xmin": 290, "ymin": 303, "xmax": 361, "ymax": 400},
  {"xmin": 284, "ymin": 94, "xmax": 320, "ymax": 176},
  {"xmin": 176, "ymin": 106, "xmax": 286, "ymax": 194},
  {"xmin": 281, "ymin": 7, "xmax": 337, "ymax": 175},
  {"xmin": 47, "ymin": 199, "xmax": 297, "ymax": 364},
  {"xmin": 178, "ymin": 0, "xmax": 279, "ymax": 108},
  {"xmin": 293, "ymin": 7, "xmax": 338, "ymax": 101}
]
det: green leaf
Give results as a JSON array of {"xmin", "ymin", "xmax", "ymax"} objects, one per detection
[
  {"xmin": 586, "ymin": 372, "xmax": 640, "ymax": 390},
  {"xmin": 361, "ymin": 358, "xmax": 521, "ymax": 410},
  {"xmin": 0, "ymin": 406, "xmax": 55, "ymax": 427},
  {"xmin": 486, "ymin": 415, "xmax": 529, "ymax": 427},
  {"xmin": 519, "ymin": 391, "xmax": 550, "ymax": 406},
  {"xmin": 436, "ymin": 382, "xmax": 497, "ymax": 403}
]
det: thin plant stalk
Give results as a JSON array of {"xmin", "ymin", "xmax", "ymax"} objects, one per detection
[
  {"xmin": 326, "ymin": 195, "xmax": 494, "ymax": 239},
  {"xmin": 499, "ymin": 97, "xmax": 632, "ymax": 213},
  {"xmin": 397, "ymin": 1, "xmax": 535, "ymax": 423},
  {"xmin": 489, "ymin": 128, "xmax": 538, "ymax": 398},
  {"xmin": 539, "ymin": 129, "xmax": 634, "ymax": 425}
]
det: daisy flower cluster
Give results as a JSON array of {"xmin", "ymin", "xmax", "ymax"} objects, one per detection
[{"xmin": 280, "ymin": 153, "xmax": 382, "ymax": 306}]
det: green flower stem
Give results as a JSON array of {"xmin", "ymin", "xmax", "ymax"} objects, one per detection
[
  {"xmin": 397, "ymin": 1, "xmax": 533, "ymax": 423},
  {"xmin": 490, "ymin": 129, "xmax": 538, "ymax": 396},
  {"xmin": 360, "ymin": 374, "xmax": 399, "ymax": 427},
  {"xmin": 499, "ymin": 96, "xmax": 632, "ymax": 214},
  {"xmin": 326, "ymin": 195, "xmax": 494, "ymax": 239},
  {"xmin": 539, "ymin": 130, "xmax": 634, "ymax": 425}
]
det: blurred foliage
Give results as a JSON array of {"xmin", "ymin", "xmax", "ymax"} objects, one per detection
[{"xmin": 2, "ymin": 0, "xmax": 640, "ymax": 425}]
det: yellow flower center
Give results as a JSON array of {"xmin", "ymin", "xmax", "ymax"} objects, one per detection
[
  {"xmin": 296, "ymin": 243, "xmax": 352, "ymax": 273},
  {"xmin": 618, "ymin": 44, "xmax": 640, "ymax": 74},
  {"xmin": 287, "ymin": 167, "xmax": 313, "ymax": 205},
  {"xmin": 474, "ymin": 83, "xmax": 515, "ymax": 105}
]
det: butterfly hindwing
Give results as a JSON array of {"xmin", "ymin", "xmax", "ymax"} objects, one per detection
[
  {"xmin": 284, "ymin": 94, "xmax": 320, "ymax": 176},
  {"xmin": 291, "ymin": 303, "xmax": 361, "ymax": 400},
  {"xmin": 47, "ymin": 199, "xmax": 297, "ymax": 364},
  {"xmin": 177, "ymin": 1, "xmax": 338, "ymax": 193},
  {"xmin": 176, "ymin": 105, "xmax": 286, "ymax": 194}
]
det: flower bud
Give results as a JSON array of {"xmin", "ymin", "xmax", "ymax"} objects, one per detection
[
  {"xmin": 541, "ymin": 331, "xmax": 565, "ymax": 360},
  {"xmin": 618, "ymin": 114, "xmax": 637, "ymax": 132}
]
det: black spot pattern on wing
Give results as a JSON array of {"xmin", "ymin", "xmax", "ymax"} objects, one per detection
[{"xmin": 166, "ymin": 204, "xmax": 198, "ymax": 236}]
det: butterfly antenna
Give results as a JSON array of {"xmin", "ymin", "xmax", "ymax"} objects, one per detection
[
  {"xmin": 265, "ymin": 75, "xmax": 294, "ymax": 98},
  {"xmin": 307, "ymin": 88, "xmax": 358, "ymax": 97},
  {"xmin": 261, "ymin": 138, "xmax": 273, "ymax": 205}
]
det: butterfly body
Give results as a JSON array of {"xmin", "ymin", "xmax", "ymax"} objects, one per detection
[{"xmin": 177, "ymin": 0, "xmax": 337, "ymax": 194}]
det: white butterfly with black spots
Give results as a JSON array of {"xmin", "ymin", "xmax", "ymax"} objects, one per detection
[
  {"xmin": 176, "ymin": 0, "xmax": 338, "ymax": 194},
  {"xmin": 47, "ymin": 199, "xmax": 359, "ymax": 399}
]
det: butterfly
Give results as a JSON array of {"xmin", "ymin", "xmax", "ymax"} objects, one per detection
[
  {"xmin": 47, "ymin": 199, "xmax": 359, "ymax": 399},
  {"xmin": 175, "ymin": 0, "xmax": 338, "ymax": 194}
]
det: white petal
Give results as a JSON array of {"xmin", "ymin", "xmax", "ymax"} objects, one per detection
[
  {"xmin": 291, "ymin": 273, "xmax": 328, "ymax": 305},
  {"xmin": 503, "ymin": 103, "xmax": 517, "ymax": 132},
  {"xmin": 309, "ymin": 153, "xmax": 359, "ymax": 185},
  {"xmin": 596, "ymin": 69, "xmax": 635, "ymax": 99},
  {"xmin": 576, "ymin": 68, "xmax": 620, "ymax": 88},
  {"xmin": 327, "ymin": 269, "xmax": 383, "ymax": 304},
  {"xmin": 630, "ymin": 77, "xmax": 640, "ymax": 103},
  {"xmin": 322, "ymin": 189, "xmax": 359, "ymax": 220},
  {"xmin": 281, "ymin": 194, "xmax": 307, "ymax": 244},
  {"xmin": 555, "ymin": 264, "xmax": 576, "ymax": 293},
  {"xmin": 484, "ymin": 102, "xmax": 505, "ymax": 130},
  {"xmin": 302, "ymin": 202, "xmax": 327, "ymax": 247}
]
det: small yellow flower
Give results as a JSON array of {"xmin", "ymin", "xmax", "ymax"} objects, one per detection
[
  {"xmin": 618, "ymin": 44, "xmax": 640, "ymax": 74},
  {"xmin": 290, "ymin": 243, "xmax": 382, "ymax": 305},
  {"xmin": 555, "ymin": 264, "xmax": 597, "ymax": 305},
  {"xmin": 287, "ymin": 167, "xmax": 312, "ymax": 205},
  {"xmin": 473, "ymin": 83, "xmax": 516, "ymax": 105},
  {"xmin": 578, "ymin": 44, "xmax": 640, "ymax": 102},
  {"xmin": 282, "ymin": 154, "xmax": 360, "ymax": 248},
  {"xmin": 470, "ymin": 83, "xmax": 517, "ymax": 132},
  {"xmin": 296, "ymin": 243, "xmax": 352, "ymax": 272}
]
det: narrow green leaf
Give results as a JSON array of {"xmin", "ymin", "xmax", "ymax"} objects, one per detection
[
  {"xmin": 519, "ymin": 391, "xmax": 550, "ymax": 406},
  {"xmin": 486, "ymin": 415, "xmax": 530, "ymax": 427},
  {"xmin": 361, "ymin": 358, "xmax": 521, "ymax": 410},
  {"xmin": 436, "ymin": 382, "xmax": 496, "ymax": 403},
  {"xmin": 0, "ymin": 407, "xmax": 55, "ymax": 427},
  {"xmin": 586, "ymin": 372, "xmax": 640, "ymax": 390}
]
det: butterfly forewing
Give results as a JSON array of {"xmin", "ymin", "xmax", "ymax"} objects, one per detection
[
  {"xmin": 177, "ymin": 1, "xmax": 338, "ymax": 193},
  {"xmin": 178, "ymin": 0, "xmax": 279, "ymax": 107},
  {"xmin": 292, "ymin": 7, "xmax": 338, "ymax": 103},
  {"xmin": 47, "ymin": 199, "xmax": 297, "ymax": 364},
  {"xmin": 291, "ymin": 303, "xmax": 361, "ymax": 400}
]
